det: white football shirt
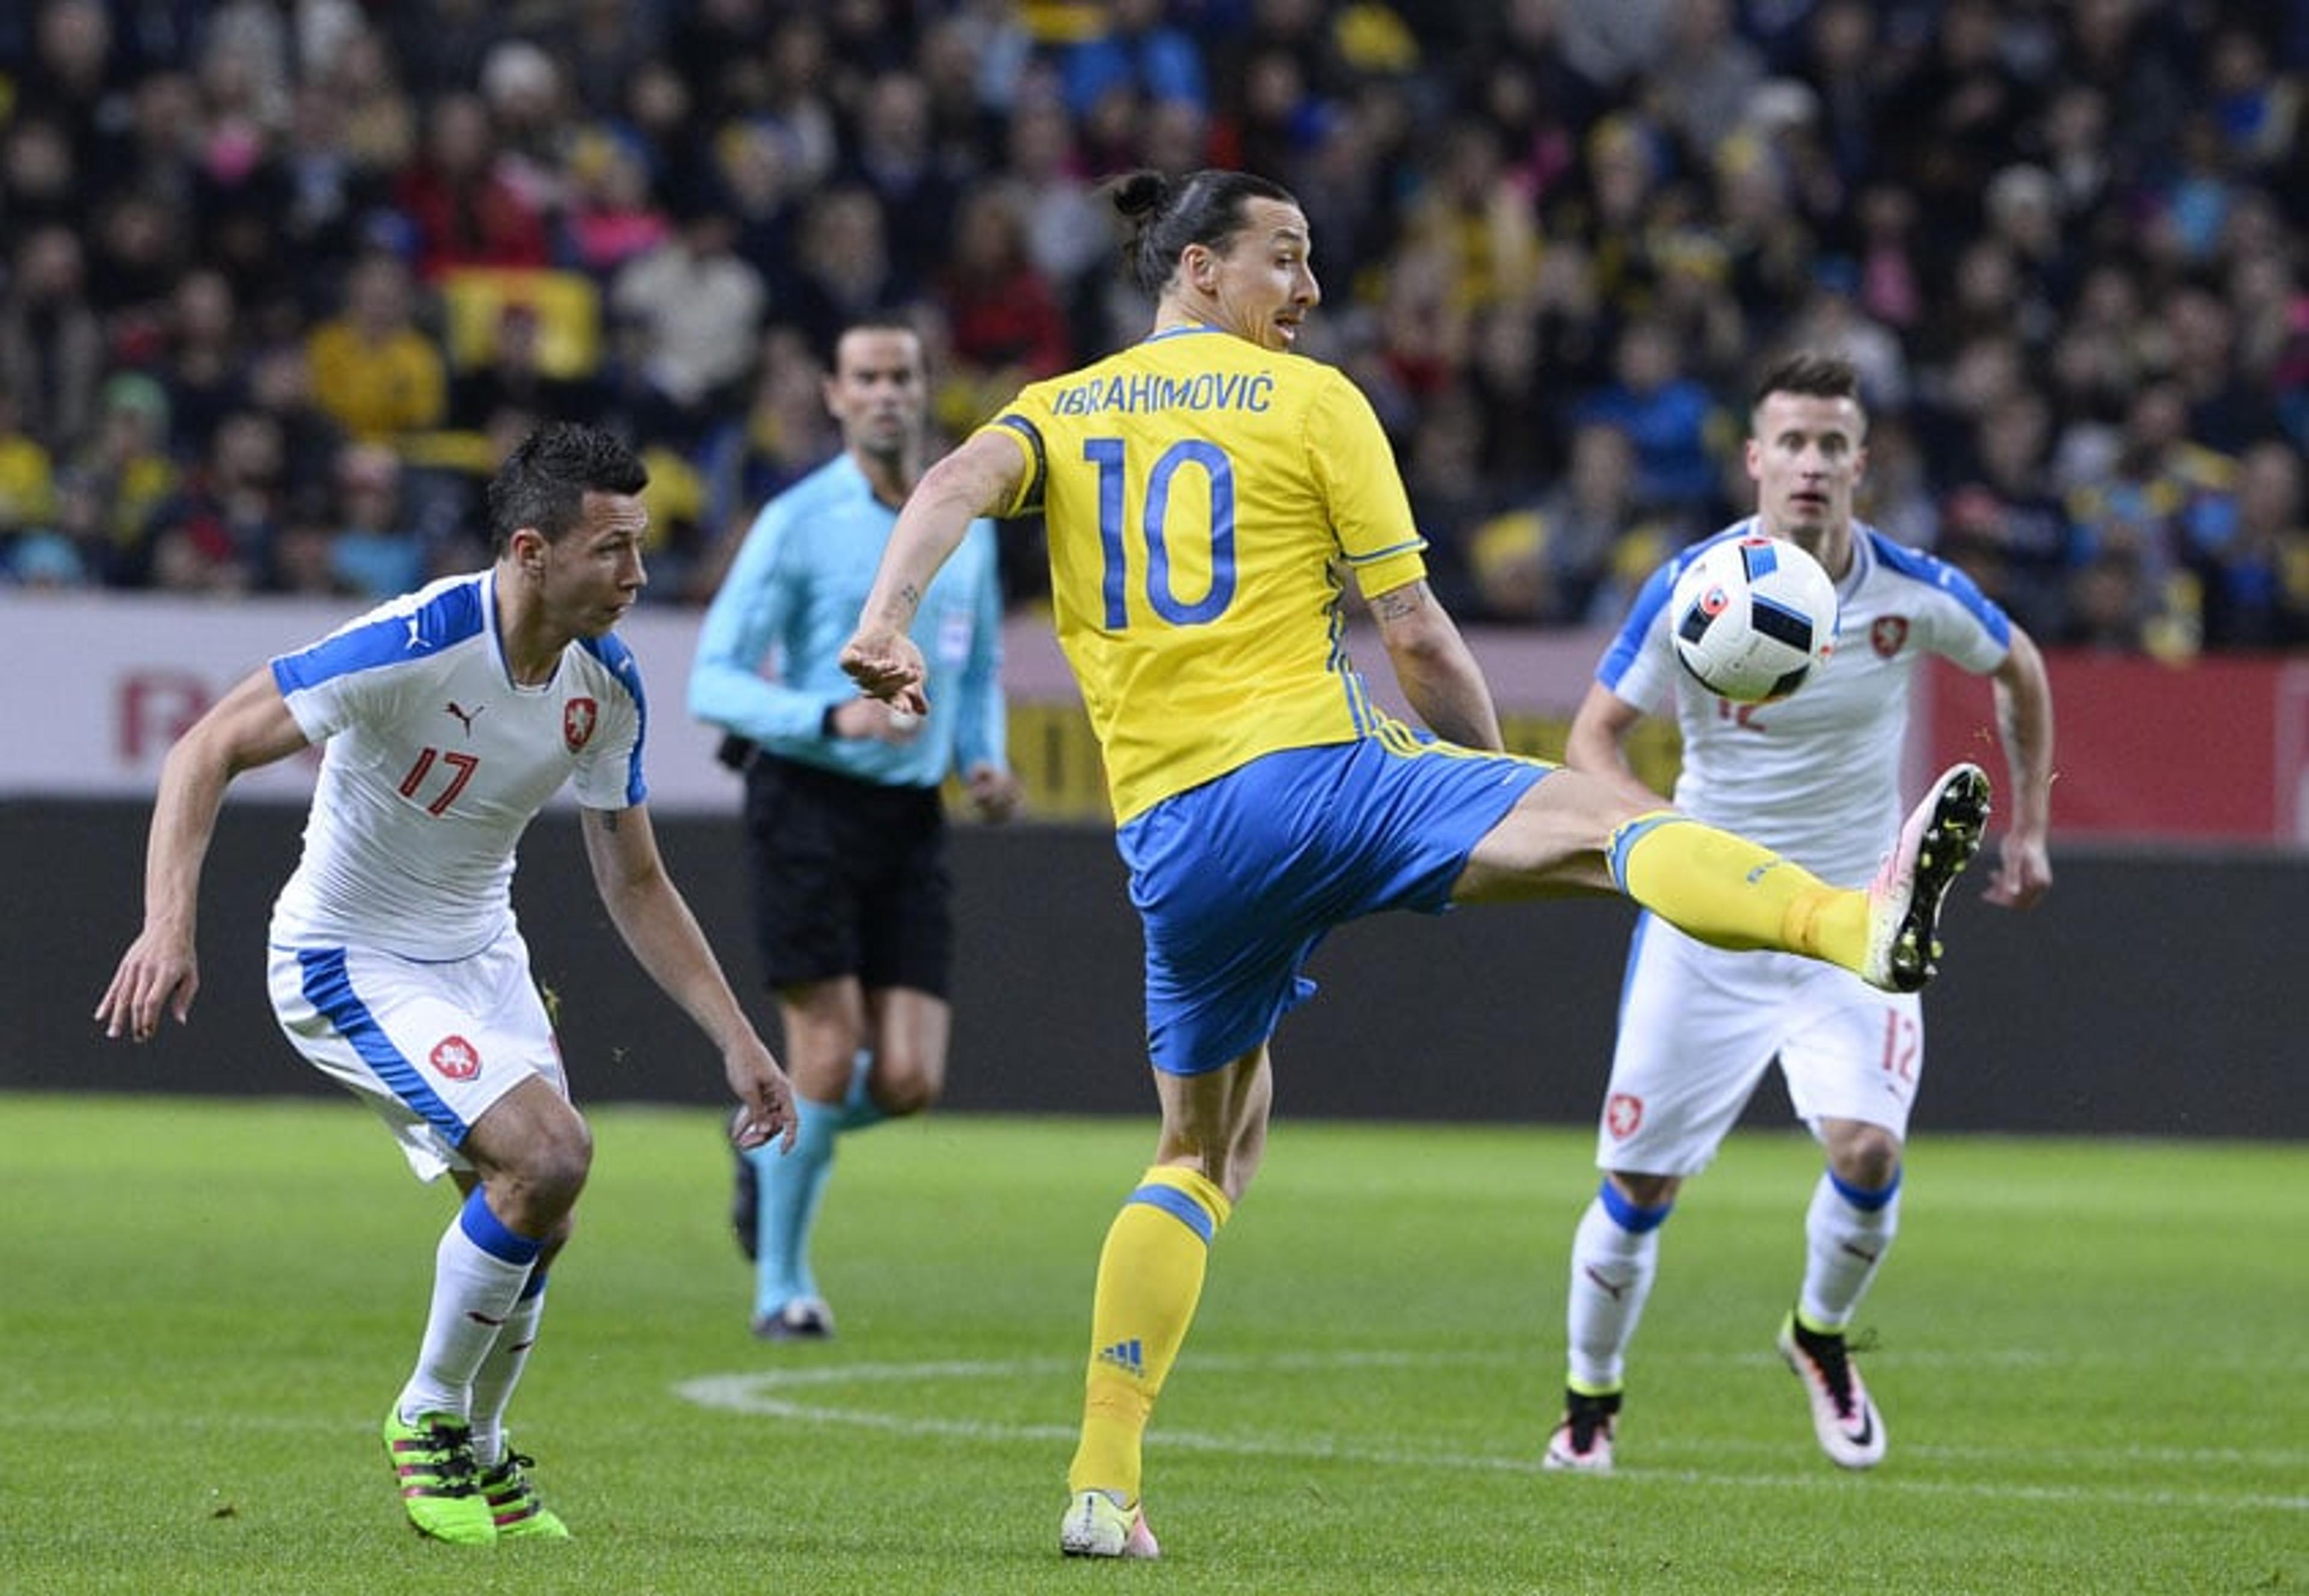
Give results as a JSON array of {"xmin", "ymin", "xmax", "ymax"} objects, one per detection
[
  {"xmin": 267, "ymin": 570, "xmax": 647, "ymax": 960},
  {"xmin": 1597, "ymin": 520, "xmax": 2011, "ymax": 887}
]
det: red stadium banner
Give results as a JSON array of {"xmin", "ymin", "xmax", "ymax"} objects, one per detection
[{"xmin": 1927, "ymin": 653, "xmax": 2309, "ymax": 847}]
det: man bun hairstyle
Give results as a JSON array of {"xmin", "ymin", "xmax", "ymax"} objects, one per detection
[
  {"xmin": 487, "ymin": 421, "xmax": 649, "ymax": 553},
  {"xmin": 1112, "ymin": 168, "xmax": 1301, "ymax": 296}
]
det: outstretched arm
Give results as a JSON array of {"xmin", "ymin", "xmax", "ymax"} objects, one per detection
[
  {"xmin": 841, "ymin": 430, "xmax": 1026, "ymax": 712},
  {"xmin": 1367, "ymin": 578, "xmax": 1504, "ymax": 751},
  {"xmin": 96, "ymin": 667, "xmax": 311, "ymax": 1042},
  {"xmin": 1984, "ymin": 625, "xmax": 2055, "ymax": 909},
  {"xmin": 580, "ymin": 804, "xmax": 797, "ymax": 1151},
  {"xmin": 1563, "ymin": 680, "xmax": 1670, "ymax": 809}
]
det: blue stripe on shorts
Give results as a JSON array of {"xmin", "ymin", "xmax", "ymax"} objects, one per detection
[
  {"xmin": 1117, "ymin": 732, "xmax": 1551, "ymax": 1075},
  {"xmin": 296, "ymin": 947, "xmax": 470, "ymax": 1146}
]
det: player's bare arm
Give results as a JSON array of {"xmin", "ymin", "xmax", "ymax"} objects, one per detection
[
  {"xmin": 1985, "ymin": 626, "xmax": 2056, "ymax": 910},
  {"xmin": 578, "ymin": 804, "xmax": 797, "ymax": 1151},
  {"xmin": 96, "ymin": 667, "xmax": 311, "ymax": 1042},
  {"xmin": 842, "ymin": 431, "xmax": 1026, "ymax": 711},
  {"xmin": 1367, "ymin": 578, "xmax": 1506, "ymax": 751},
  {"xmin": 1565, "ymin": 682, "xmax": 1673, "ymax": 810}
]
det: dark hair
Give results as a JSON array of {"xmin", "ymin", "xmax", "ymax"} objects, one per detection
[
  {"xmin": 1112, "ymin": 168, "xmax": 1301, "ymax": 296},
  {"xmin": 1752, "ymin": 351, "xmax": 1862, "ymax": 413},
  {"xmin": 486, "ymin": 422, "xmax": 648, "ymax": 553}
]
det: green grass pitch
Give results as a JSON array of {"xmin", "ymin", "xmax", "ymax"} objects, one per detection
[{"xmin": 2, "ymin": 1094, "xmax": 2299, "ymax": 1594}]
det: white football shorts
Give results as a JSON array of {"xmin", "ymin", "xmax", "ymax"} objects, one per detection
[
  {"xmin": 268, "ymin": 931, "xmax": 568, "ymax": 1182},
  {"xmin": 1592, "ymin": 914, "xmax": 1924, "ymax": 1176}
]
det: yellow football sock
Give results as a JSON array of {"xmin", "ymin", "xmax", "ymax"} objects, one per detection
[
  {"xmin": 1610, "ymin": 812, "xmax": 1869, "ymax": 971},
  {"xmin": 1067, "ymin": 1165, "xmax": 1232, "ymax": 1502}
]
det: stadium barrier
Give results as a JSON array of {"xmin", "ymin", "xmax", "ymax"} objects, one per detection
[{"xmin": 9, "ymin": 801, "xmax": 2298, "ymax": 1139}]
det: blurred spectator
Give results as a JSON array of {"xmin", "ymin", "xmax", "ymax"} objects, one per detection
[
  {"xmin": 773, "ymin": 184, "xmax": 911, "ymax": 362},
  {"xmin": 2160, "ymin": 280, "xmax": 2283, "ymax": 454},
  {"xmin": 1645, "ymin": 0, "xmax": 1764, "ymax": 164},
  {"xmin": 695, "ymin": 325, "xmax": 838, "ymax": 570},
  {"xmin": 935, "ymin": 183, "xmax": 1073, "ymax": 409},
  {"xmin": 55, "ymin": 372, "xmax": 182, "ymax": 585},
  {"xmin": 325, "ymin": 440, "xmax": 426, "ymax": 598},
  {"xmin": 1468, "ymin": 421, "xmax": 1682, "ymax": 626},
  {"xmin": 1002, "ymin": 93, "xmax": 1113, "ymax": 304},
  {"xmin": 450, "ymin": 302, "xmax": 601, "ymax": 433},
  {"xmin": 2064, "ymin": 381, "xmax": 2237, "ymax": 658},
  {"xmin": 143, "ymin": 408, "xmax": 289, "ymax": 595},
  {"xmin": 841, "ymin": 70, "xmax": 966, "ymax": 288},
  {"xmin": 2059, "ymin": 546, "xmax": 2156, "ymax": 653},
  {"xmin": 1572, "ymin": 317, "xmax": 1725, "ymax": 516},
  {"xmin": 0, "ymin": 392, "xmax": 60, "ymax": 539},
  {"xmin": 1060, "ymin": 0, "xmax": 1209, "ymax": 123},
  {"xmin": 1938, "ymin": 387, "xmax": 2074, "ymax": 637},
  {"xmin": 155, "ymin": 268, "xmax": 250, "ymax": 460},
  {"xmin": 609, "ymin": 185, "xmax": 767, "ymax": 447},
  {"xmin": 1, "ymin": 225, "xmax": 107, "ymax": 453},
  {"xmin": 325, "ymin": 25, "xmax": 419, "ymax": 182},
  {"xmin": 550, "ymin": 0, "xmax": 665, "ymax": 122},
  {"xmin": 15, "ymin": 1, "xmax": 120, "ymax": 183},
  {"xmin": 754, "ymin": 14, "xmax": 843, "ymax": 191},
  {"xmin": 304, "ymin": 252, "xmax": 449, "ymax": 444},
  {"xmin": 244, "ymin": 340, "xmax": 348, "ymax": 524},
  {"xmin": 2191, "ymin": 439, "xmax": 2309, "ymax": 649},
  {"xmin": 87, "ymin": 191, "xmax": 189, "ymax": 338},
  {"xmin": 393, "ymin": 93, "xmax": 552, "ymax": 284},
  {"xmin": 1779, "ymin": 257, "xmax": 1909, "ymax": 414},
  {"xmin": 562, "ymin": 126, "xmax": 674, "ymax": 277},
  {"xmin": 2, "ymin": 115, "xmax": 86, "ymax": 232}
]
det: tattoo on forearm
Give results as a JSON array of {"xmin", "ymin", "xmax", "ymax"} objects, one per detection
[
  {"xmin": 599, "ymin": 810, "xmax": 619, "ymax": 833},
  {"xmin": 1372, "ymin": 587, "xmax": 1423, "ymax": 621},
  {"xmin": 890, "ymin": 582, "xmax": 922, "ymax": 622}
]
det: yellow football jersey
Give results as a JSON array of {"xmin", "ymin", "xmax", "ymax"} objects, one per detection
[{"xmin": 982, "ymin": 325, "xmax": 1429, "ymax": 821}]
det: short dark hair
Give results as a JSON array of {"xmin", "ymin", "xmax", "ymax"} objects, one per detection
[
  {"xmin": 486, "ymin": 422, "xmax": 648, "ymax": 553},
  {"xmin": 1752, "ymin": 352, "xmax": 1862, "ymax": 414},
  {"xmin": 1111, "ymin": 168, "xmax": 1301, "ymax": 296}
]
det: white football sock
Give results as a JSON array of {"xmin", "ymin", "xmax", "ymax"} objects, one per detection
[
  {"xmin": 396, "ymin": 1187, "xmax": 543, "ymax": 1424},
  {"xmin": 1565, "ymin": 1186, "xmax": 1669, "ymax": 1392},
  {"xmin": 1798, "ymin": 1169, "xmax": 1901, "ymax": 1330},
  {"xmin": 467, "ymin": 1274, "xmax": 546, "ymax": 1467}
]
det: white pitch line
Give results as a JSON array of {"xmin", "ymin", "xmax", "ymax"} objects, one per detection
[{"xmin": 672, "ymin": 1356, "xmax": 2308, "ymax": 1516}]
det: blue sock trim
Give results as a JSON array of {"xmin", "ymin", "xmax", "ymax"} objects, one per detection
[
  {"xmin": 518, "ymin": 1268, "xmax": 548, "ymax": 1302},
  {"xmin": 458, "ymin": 1187, "xmax": 545, "ymax": 1265},
  {"xmin": 1598, "ymin": 1179, "xmax": 1674, "ymax": 1235},
  {"xmin": 1606, "ymin": 813, "xmax": 1679, "ymax": 893},
  {"xmin": 1128, "ymin": 1182, "xmax": 1216, "ymax": 1246},
  {"xmin": 1829, "ymin": 1166, "xmax": 1903, "ymax": 1211}
]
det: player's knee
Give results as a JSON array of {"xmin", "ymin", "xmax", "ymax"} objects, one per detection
[
  {"xmin": 1608, "ymin": 1170, "xmax": 1681, "ymax": 1209},
  {"xmin": 1829, "ymin": 1130, "xmax": 1901, "ymax": 1192},
  {"xmin": 868, "ymin": 1048, "xmax": 945, "ymax": 1116},
  {"xmin": 509, "ymin": 1120, "xmax": 593, "ymax": 1217}
]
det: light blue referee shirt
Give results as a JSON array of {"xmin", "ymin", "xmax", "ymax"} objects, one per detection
[{"xmin": 687, "ymin": 453, "xmax": 1010, "ymax": 789}]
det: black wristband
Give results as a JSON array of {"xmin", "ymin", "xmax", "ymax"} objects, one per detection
[{"xmin": 820, "ymin": 703, "xmax": 842, "ymax": 739}]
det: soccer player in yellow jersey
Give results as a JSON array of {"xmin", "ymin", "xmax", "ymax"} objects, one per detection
[{"xmin": 839, "ymin": 168, "xmax": 1992, "ymax": 1560}]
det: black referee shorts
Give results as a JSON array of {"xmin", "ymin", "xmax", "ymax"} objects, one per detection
[{"xmin": 740, "ymin": 752, "xmax": 955, "ymax": 997}]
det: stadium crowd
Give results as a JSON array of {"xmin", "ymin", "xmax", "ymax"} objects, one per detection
[{"xmin": 1, "ymin": 0, "xmax": 2305, "ymax": 654}]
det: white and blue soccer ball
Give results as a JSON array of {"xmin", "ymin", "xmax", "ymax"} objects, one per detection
[{"xmin": 1668, "ymin": 534, "xmax": 1838, "ymax": 703}]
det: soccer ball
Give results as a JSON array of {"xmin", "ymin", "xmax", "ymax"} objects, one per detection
[{"xmin": 1668, "ymin": 534, "xmax": 1838, "ymax": 703}]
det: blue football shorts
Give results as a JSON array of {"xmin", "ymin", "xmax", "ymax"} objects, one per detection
[{"xmin": 1115, "ymin": 731, "xmax": 1553, "ymax": 1075}]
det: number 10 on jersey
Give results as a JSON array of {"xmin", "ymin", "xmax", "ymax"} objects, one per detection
[{"xmin": 1087, "ymin": 438, "xmax": 1239, "ymax": 628}]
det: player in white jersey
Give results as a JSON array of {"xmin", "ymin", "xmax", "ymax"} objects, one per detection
[
  {"xmin": 1542, "ymin": 353, "xmax": 2055, "ymax": 1474},
  {"xmin": 96, "ymin": 423, "xmax": 796, "ymax": 1545}
]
